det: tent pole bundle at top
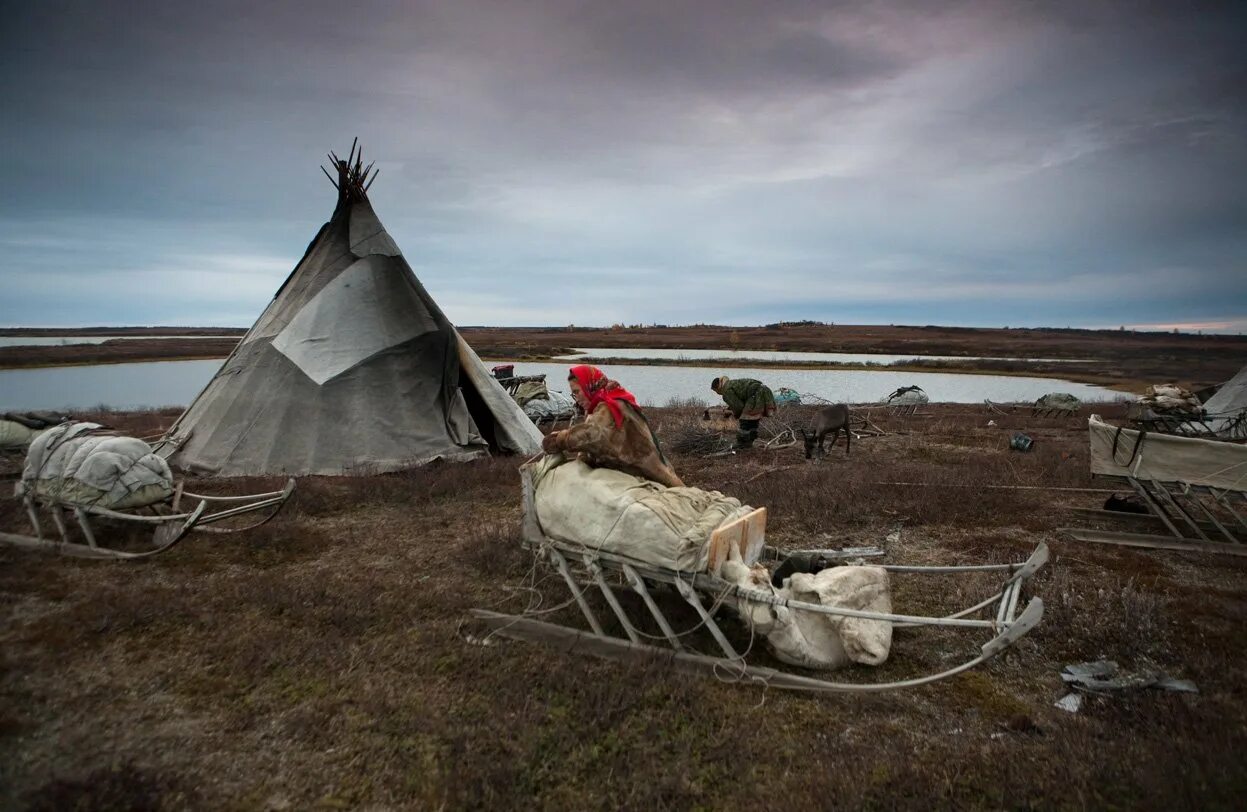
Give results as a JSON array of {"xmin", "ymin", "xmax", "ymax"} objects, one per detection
[
  {"xmin": 320, "ymin": 138, "xmax": 379, "ymax": 201},
  {"xmin": 156, "ymin": 142, "xmax": 542, "ymax": 477}
]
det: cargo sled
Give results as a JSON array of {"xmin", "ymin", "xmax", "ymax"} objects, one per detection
[
  {"xmin": 3, "ymin": 423, "xmax": 294, "ymax": 560},
  {"xmin": 470, "ymin": 457, "xmax": 1046, "ymax": 693}
]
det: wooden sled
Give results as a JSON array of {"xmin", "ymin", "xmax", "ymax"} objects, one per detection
[
  {"xmin": 2, "ymin": 479, "xmax": 296, "ymax": 560},
  {"xmin": 1130, "ymin": 409, "xmax": 1247, "ymax": 440},
  {"xmin": 1062, "ymin": 475, "xmax": 1247, "ymax": 557},
  {"xmin": 1063, "ymin": 417, "xmax": 1247, "ymax": 556},
  {"xmin": 471, "ymin": 469, "xmax": 1047, "ymax": 693}
]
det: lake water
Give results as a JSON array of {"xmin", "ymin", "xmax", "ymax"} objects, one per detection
[
  {"xmin": 0, "ymin": 358, "xmax": 1126, "ymax": 412},
  {"xmin": 554, "ymin": 347, "xmax": 1095, "ymax": 364},
  {"xmin": 0, "ymin": 360, "xmax": 225, "ymax": 411},
  {"xmin": 0, "ymin": 335, "xmax": 235, "ymax": 347},
  {"xmin": 499, "ymin": 362, "xmax": 1123, "ymax": 406}
]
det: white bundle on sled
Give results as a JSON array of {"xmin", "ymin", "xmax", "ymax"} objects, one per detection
[
  {"xmin": 529, "ymin": 455, "xmax": 753, "ymax": 571},
  {"xmin": 0, "ymin": 420, "xmax": 43, "ymax": 451},
  {"xmin": 721, "ymin": 554, "xmax": 893, "ymax": 670},
  {"xmin": 0, "ymin": 411, "xmax": 68, "ymax": 450},
  {"xmin": 523, "ymin": 390, "xmax": 576, "ymax": 422},
  {"xmin": 17, "ymin": 422, "xmax": 174, "ymax": 510},
  {"xmin": 1138, "ymin": 384, "xmax": 1202, "ymax": 415}
]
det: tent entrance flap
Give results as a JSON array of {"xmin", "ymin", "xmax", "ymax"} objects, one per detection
[{"xmin": 459, "ymin": 371, "xmax": 501, "ymax": 451}]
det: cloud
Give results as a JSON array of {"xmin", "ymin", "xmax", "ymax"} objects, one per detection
[{"xmin": 0, "ymin": 1, "xmax": 1244, "ymax": 331}]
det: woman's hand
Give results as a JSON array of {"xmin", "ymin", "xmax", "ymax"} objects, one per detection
[{"xmin": 542, "ymin": 431, "xmax": 564, "ymax": 453}]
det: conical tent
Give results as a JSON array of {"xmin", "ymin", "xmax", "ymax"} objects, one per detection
[
  {"xmin": 1197, "ymin": 363, "xmax": 1247, "ymax": 439},
  {"xmin": 160, "ymin": 147, "xmax": 542, "ymax": 476}
]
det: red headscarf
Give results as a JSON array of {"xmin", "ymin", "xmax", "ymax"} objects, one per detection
[{"xmin": 569, "ymin": 365, "xmax": 638, "ymax": 428}]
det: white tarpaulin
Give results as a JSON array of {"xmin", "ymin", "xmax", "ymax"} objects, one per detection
[
  {"xmin": 528, "ymin": 455, "xmax": 753, "ymax": 571},
  {"xmin": 18, "ymin": 422, "xmax": 174, "ymax": 510},
  {"xmin": 1203, "ymin": 365, "xmax": 1247, "ymax": 416},
  {"xmin": 523, "ymin": 390, "xmax": 576, "ymax": 422},
  {"xmin": 1088, "ymin": 414, "xmax": 1247, "ymax": 492},
  {"xmin": 721, "ymin": 555, "xmax": 893, "ymax": 670},
  {"xmin": 0, "ymin": 420, "xmax": 43, "ymax": 451},
  {"xmin": 1192, "ymin": 365, "xmax": 1247, "ymax": 439}
]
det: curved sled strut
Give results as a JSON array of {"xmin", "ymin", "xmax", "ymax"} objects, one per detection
[
  {"xmin": 473, "ymin": 597, "xmax": 1044, "ymax": 693},
  {"xmin": 3, "ymin": 479, "xmax": 295, "ymax": 559}
]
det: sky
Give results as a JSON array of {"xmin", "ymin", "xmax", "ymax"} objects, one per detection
[{"xmin": 1, "ymin": 0, "xmax": 1245, "ymax": 331}]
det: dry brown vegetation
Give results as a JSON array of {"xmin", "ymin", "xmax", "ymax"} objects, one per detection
[
  {"xmin": 0, "ymin": 339, "xmax": 242, "ymax": 370},
  {"xmin": 3, "ymin": 403, "xmax": 1246, "ymax": 810}
]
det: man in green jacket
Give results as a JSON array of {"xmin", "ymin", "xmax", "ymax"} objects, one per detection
[{"xmin": 711, "ymin": 375, "xmax": 777, "ymax": 450}]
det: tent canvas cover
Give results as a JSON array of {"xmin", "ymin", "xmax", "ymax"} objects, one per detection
[
  {"xmin": 1192, "ymin": 363, "xmax": 1247, "ymax": 439},
  {"xmin": 160, "ymin": 147, "xmax": 541, "ymax": 476}
]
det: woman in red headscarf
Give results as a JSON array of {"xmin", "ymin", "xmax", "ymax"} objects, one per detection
[{"xmin": 541, "ymin": 365, "xmax": 684, "ymax": 488}]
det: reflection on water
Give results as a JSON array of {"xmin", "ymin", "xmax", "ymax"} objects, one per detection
[
  {"xmin": 0, "ymin": 358, "xmax": 1125, "ymax": 412},
  {"xmin": 555, "ymin": 347, "xmax": 1096, "ymax": 364}
]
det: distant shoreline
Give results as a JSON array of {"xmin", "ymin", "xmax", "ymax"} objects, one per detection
[{"xmin": 2, "ymin": 323, "xmax": 1242, "ymax": 392}]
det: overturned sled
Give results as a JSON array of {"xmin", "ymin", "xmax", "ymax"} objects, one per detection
[
  {"xmin": 1061, "ymin": 415, "xmax": 1247, "ymax": 557},
  {"xmin": 3, "ymin": 423, "xmax": 294, "ymax": 560},
  {"xmin": 471, "ymin": 456, "xmax": 1047, "ymax": 693},
  {"xmin": 1033, "ymin": 392, "xmax": 1081, "ymax": 418},
  {"xmin": 884, "ymin": 385, "xmax": 929, "ymax": 416}
]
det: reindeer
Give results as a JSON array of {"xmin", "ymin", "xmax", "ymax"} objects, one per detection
[{"xmin": 800, "ymin": 404, "xmax": 852, "ymax": 459}]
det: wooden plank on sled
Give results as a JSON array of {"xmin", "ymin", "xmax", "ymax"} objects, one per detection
[
  {"xmin": 706, "ymin": 507, "xmax": 766, "ymax": 575},
  {"xmin": 0, "ymin": 531, "xmax": 147, "ymax": 560},
  {"xmin": 1059, "ymin": 528, "xmax": 1247, "ymax": 557}
]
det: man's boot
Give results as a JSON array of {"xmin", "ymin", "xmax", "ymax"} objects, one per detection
[{"xmin": 735, "ymin": 419, "xmax": 759, "ymax": 450}]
